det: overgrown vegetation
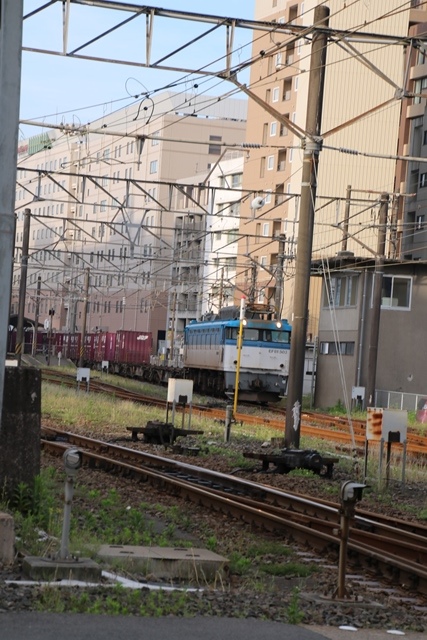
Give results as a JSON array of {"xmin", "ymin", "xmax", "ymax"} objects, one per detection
[
  {"xmin": 1, "ymin": 468, "xmax": 319, "ymax": 619},
  {"xmin": 4, "ymin": 378, "xmax": 422, "ymax": 618}
]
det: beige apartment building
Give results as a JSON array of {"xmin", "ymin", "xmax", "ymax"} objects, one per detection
[
  {"xmin": 238, "ymin": 0, "xmax": 427, "ymax": 338},
  {"xmin": 12, "ymin": 92, "xmax": 246, "ymax": 352}
]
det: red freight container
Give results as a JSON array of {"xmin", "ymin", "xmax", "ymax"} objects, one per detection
[
  {"xmin": 104, "ymin": 332, "xmax": 117, "ymax": 363},
  {"xmin": 55, "ymin": 332, "xmax": 65, "ymax": 354},
  {"xmin": 83, "ymin": 333, "xmax": 96, "ymax": 362},
  {"xmin": 62, "ymin": 333, "xmax": 81, "ymax": 361},
  {"xmin": 114, "ymin": 331, "xmax": 152, "ymax": 365}
]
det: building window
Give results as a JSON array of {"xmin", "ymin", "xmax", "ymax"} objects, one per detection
[
  {"xmin": 414, "ymin": 77, "xmax": 427, "ymax": 105},
  {"xmin": 262, "ymin": 123, "xmax": 268, "ymax": 145},
  {"xmin": 283, "ymin": 78, "xmax": 292, "ymax": 101},
  {"xmin": 277, "ymin": 149, "xmax": 286, "ymax": 171},
  {"xmin": 420, "ymin": 172, "xmax": 427, "ymax": 188},
  {"xmin": 149, "ymin": 160, "xmax": 158, "ymax": 174},
  {"xmin": 262, "ymin": 222, "xmax": 270, "ymax": 237},
  {"xmin": 151, "ymin": 131, "xmax": 160, "ymax": 146},
  {"xmin": 228, "ymin": 202, "xmax": 240, "ymax": 217},
  {"xmin": 270, "ymin": 121, "xmax": 277, "ymax": 137},
  {"xmin": 267, "ymin": 155, "xmax": 274, "ymax": 170},
  {"xmin": 324, "ymin": 274, "xmax": 358, "ymax": 308},
  {"xmin": 319, "ymin": 342, "xmax": 355, "ymax": 356},
  {"xmin": 231, "ymin": 173, "xmax": 242, "ymax": 188},
  {"xmin": 417, "ymin": 46, "xmax": 427, "ymax": 65},
  {"xmin": 209, "ymin": 135, "xmax": 222, "ymax": 155},
  {"xmin": 272, "ymin": 87, "xmax": 280, "ymax": 102},
  {"xmin": 381, "ymin": 275, "xmax": 411, "ymax": 310}
]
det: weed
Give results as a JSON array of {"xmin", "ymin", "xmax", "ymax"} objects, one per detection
[
  {"xmin": 259, "ymin": 561, "xmax": 315, "ymax": 577},
  {"xmin": 229, "ymin": 551, "xmax": 252, "ymax": 575},
  {"xmin": 288, "ymin": 468, "xmax": 317, "ymax": 478},
  {"xmin": 245, "ymin": 540, "xmax": 291, "ymax": 558},
  {"xmin": 287, "ymin": 587, "xmax": 304, "ymax": 624},
  {"xmin": 206, "ymin": 536, "xmax": 218, "ymax": 551}
]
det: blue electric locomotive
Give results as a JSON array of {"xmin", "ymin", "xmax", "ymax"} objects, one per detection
[{"xmin": 183, "ymin": 303, "xmax": 291, "ymax": 403}]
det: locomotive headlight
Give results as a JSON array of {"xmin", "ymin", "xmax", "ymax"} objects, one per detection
[
  {"xmin": 276, "ymin": 321, "xmax": 282, "ymax": 328},
  {"xmin": 242, "ymin": 319, "xmax": 247, "ymax": 326}
]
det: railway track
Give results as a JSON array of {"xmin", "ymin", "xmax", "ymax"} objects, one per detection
[
  {"xmin": 42, "ymin": 369, "xmax": 427, "ymax": 456},
  {"xmin": 41, "ymin": 426, "xmax": 427, "ymax": 598}
]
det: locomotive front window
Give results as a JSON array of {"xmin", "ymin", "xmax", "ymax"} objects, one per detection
[
  {"xmin": 270, "ymin": 329, "xmax": 291, "ymax": 344},
  {"xmin": 226, "ymin": 327, "xmax": 259, "ymax": 340},
  {"xmin": 244, "ymin": 328, "xmax": 259, "ymax": 341}
]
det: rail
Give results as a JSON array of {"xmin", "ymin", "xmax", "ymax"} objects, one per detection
[{"xmin": 41, "ymin": 427, "xmax": 427, "ymax": 598}]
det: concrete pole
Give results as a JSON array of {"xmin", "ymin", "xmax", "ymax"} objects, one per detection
[
  {"xmin": 169, "ymin": 290, "xmax": 177, "ymax": 363},
  {"xmin": 32, "ymin": 276, "xmax": 42, "ymax": 356},
  {"xmin": 218, "ymin": 267, "xmax": 224, "ymax": 310},
  {"xmin": 285, "ymin": 6, "xmax": 330, "ymax": 448},
  {"xmin": 232, "ymin": 297, "xmax": 246, "ymax": 419},
  {"xmin": 16, "ymin": 209, "xmax": 31, "ymax": 365},
  {"xmin": 0, "ymin": 1, "xmax": 23, "ymax": 425},
  {"xmin": 341, "ymin": 185, "xmax": 352, "ymax": 252},
  {"xmin": 248, "ymin": 263, "xmax": 257, "ymax": 304},
  {"xmin": 78, "ymin": 268, "xmax": 90, "ymax": 368},
  {"xmin": 274, "ymin": 236, "xmax": 286, "ymax": 320},
  {"xmin": 366, "ymin": 193, "xmax": 389, "ymax": 407}
]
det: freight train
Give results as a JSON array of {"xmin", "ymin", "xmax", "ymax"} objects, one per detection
[{"xmin": 8, "ymin": 304, "xmax": 292, "ymax": 403}]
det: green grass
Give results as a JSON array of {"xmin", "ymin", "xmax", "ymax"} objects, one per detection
[{"xmin": 41, "ymin": 381, "xmax": 282, "ymax": 443}]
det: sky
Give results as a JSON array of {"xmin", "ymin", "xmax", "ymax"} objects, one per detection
[{"xmin": 20, "ymin": 1, "xmax": 256, "ymax": 140}]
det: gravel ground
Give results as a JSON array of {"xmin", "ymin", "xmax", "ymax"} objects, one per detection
[{"xmin": 0, "ymin": 428, "xmax": 426, "ymax": 631}]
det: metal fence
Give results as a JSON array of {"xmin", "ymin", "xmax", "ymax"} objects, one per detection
[{"xmin": 375, "ymin": 389, "xmax": 425, "ymax": 412}]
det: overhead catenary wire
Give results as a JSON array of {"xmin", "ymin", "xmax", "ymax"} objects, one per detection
[{"xmin": 14, "ymin": 1, "xmax": 427, "ymax": 320}]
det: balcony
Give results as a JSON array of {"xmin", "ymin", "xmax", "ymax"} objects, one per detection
[
  {"xmin": 410, "ymin": 1, "xmax": 427, "ymax": 25},
  {"xmin": 406, "ymin": 102, "xmax": 425, "ymax": 119}
]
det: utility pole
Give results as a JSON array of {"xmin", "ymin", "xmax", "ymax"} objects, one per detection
[
  {"xmin": 274, "ymin": 235, "xmax": 286, "ymax": 320},
  {"xmin": 78, "ymin": 268, "xmax": 90, "ymax": 368},
  {"xmin": 218, "ymin": 267, "xmax": 224, "ymax": 310},
  {"xmin": 169, "ymin": 290, "xmax": 177, "ymax": 363},
  {"xmin": 366, "ymin": 193, "xmax": 388, "ymax": 407},
  {"xmin": 341, "ymin": 185, "xmax": 352, "ymax": 252},
  {"xmin": 248, "ymin": 263, "xmax": 257, "ymax": 304},
  {"xmin": 285, "ymin": 6, "xmax": 329, "ymax": 448},
  {"xmin": 0, "ymin": 1, "xmax": 23, "ymax": 423},
  {"xmin": 32, "ymin": 276, "xmax": 41, "ymax": 356},
  {"xmin": 15, "ymin": 208, "xmax": 31, "ymax": 365}
]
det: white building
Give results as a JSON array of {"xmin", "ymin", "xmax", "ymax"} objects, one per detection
[
  {"xmin": 163, "ymin": 154, "xmax": 244, "ymax": 361},
  {"xmin": 13, "ymin": 92, "xmax": 246, "ymax": 352}
]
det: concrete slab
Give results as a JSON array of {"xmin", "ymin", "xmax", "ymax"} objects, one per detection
[
  {"xmin": 0, "ymin": 512, "xmax": 14, "ymax": 564},
  {"xmin": 96, "ymin": 545, "xmax": 228, "ymax": 582},
  {"xmin": 22, "ymin": 556, "xmax": 102, "ymax": 582}
]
